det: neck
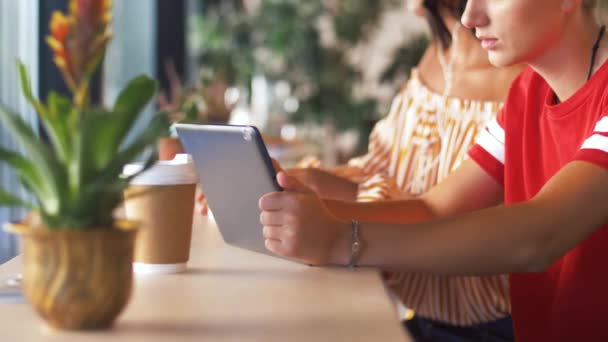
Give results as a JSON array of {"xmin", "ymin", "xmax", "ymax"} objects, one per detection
[{"xmin": 530, "ymin": 16, "xmax": 605, "ymax": 102}]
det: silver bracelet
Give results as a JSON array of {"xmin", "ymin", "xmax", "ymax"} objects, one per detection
[{"xmin": 348, "ymin": 219, "xmax": 362, "ymax": 268}]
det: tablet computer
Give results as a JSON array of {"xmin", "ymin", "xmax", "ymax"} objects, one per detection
[{"xmin": 175, "ymin": 124, "xmax": 282, "ymax": 256}]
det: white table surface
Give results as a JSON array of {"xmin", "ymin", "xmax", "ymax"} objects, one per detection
[{"xmin": 0, "ymin": 215, "xmax": 409, "ymax": 341}]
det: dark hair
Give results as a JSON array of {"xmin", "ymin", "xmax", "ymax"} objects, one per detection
[{"xmin": 423, "ymin": 0, "xmax": 467, "ymax": 49}]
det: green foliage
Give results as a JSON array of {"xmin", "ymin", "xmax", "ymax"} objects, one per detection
[
  {"xmin": 189, "ymin": 0, "xmax": 413, "ymax": 132},
  {"xmin": 0, "ymin": 63, "xmax": 169, "ymax": 229},
  {"xmin": 381, "ymin": 34, "xmax": 430, "ymax": 83},
  {"xmin": 333, "ymin": 1, "xmax": 400, "ymax": 43},
  {"xmin": 189, "ymin": 0, "xmax": 255, "ymax": 85}
]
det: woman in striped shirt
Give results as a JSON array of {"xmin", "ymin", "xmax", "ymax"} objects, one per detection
[
  {"xmin": 287, "ymin": 0, "xmax": 523, "ymax": 340},
  {"xmin": 197, "ymin": 0, "xmax": 521, "ymax": 339}
]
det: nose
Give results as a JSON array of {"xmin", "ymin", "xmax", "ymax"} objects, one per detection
[{"xmin": 461, "ymin": 0, "xmax": 489, "ymax": 30}]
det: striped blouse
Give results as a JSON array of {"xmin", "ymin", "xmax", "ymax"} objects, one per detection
[{"xmin": 328, "ymin": 69, "xmax": 511, "ymax": 325}]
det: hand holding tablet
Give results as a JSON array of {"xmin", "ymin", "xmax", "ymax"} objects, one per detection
[{"xmin": 176, "ymin": 124, "xmax": 283, "ymax": 257}]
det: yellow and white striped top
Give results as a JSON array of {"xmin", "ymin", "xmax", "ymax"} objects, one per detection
[{"xmin": 334, "ymin": 69, "xmax": 511, "ymax": 325}]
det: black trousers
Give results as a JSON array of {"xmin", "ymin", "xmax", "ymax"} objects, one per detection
[{"xmin": 403, "ymin": 316, "xmax": 514, "ymax": 342}]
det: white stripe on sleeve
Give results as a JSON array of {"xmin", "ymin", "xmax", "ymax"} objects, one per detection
[
  {"xmin": 477, "ymin": 129, "xmax": 505, "ymax": 164},
  {"xmin": 593, "ymin": 117, "xmax": 608, "ymax": 133},
  {"xmin": 486, "ymin": 119, "xmax": 505, "ymax": 144},
  {"xmin": 581, "ymin": 134, "xmax": 608, "ymax": 153}
]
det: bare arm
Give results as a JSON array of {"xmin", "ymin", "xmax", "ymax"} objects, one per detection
[
  {"xmin": 260, "ymin": 160, "xmax": 608, "ymax": 275},
  {"xmin": 334, "ymin": 161, "xmax": 608, "ymax": 274},
  {"xmin": 324, "ymin": 159, "xmax": 504, "ymax": 223},
  {"xmin": 288, "ymin": 168, "xmax": 358, "ymax": 201}
]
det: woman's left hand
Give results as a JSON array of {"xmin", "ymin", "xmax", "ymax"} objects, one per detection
[{"xmin": 259, "ymin": 171, "xmax": 350, "ymax": 266}]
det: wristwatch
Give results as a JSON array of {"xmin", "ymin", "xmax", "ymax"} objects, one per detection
[{"xmin": 348, "ymin": 219, "xmax": 363, "ymax": 268}]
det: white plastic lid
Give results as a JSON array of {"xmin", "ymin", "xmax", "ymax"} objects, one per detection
[
  {"xmin": 133, "ymin": 262, "xmax": 187, "ymax": 274},
  {"xmin": 123, "ymin": 154, "xmax": 197, "ymax": 186}
]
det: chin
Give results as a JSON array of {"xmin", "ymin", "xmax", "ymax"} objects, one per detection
[{"xmin": 487, "ymin": 52, "xmax": 518, "ymax": 68}]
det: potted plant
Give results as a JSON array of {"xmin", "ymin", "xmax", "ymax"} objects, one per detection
[
  {"xmin": 0, "ymin": 0, "xmax": 169, "ymax": 330},
  {"xmin": 156, "ymin": 62, "xmax": 199, "ymax": 161}
]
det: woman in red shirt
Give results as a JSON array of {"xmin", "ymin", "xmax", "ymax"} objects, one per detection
[{"xmin": 259, "ymin": 0, "xmax": 608, "ymax": 340}]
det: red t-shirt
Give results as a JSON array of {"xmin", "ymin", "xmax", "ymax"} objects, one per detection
[{"xmin": 469, "ymin": 61, "xmax": 608, "ymax": 341}]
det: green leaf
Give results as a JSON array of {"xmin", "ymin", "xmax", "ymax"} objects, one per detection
[
  {"xmin": 19, "ymin": 60, "xmax": 72, "ymax": 169},
  {"xmin": 0, "ymin": 188, "xmax": 36, "ymax": 210},
  {"xmin": 75, "ymin": 76, "xmax": 158, "ymax": 175},
  {"xmin": 75, "ymin": 110, "xmax": 167, "ymax": 226},
  {"xmin": 0, "ymin": 146, "xmax": 52, "ymax": 212},
  {"xmin": 0, "ymin": 104, "xmax": 64, "ymax": 215},
  {"xmin": 113, "ymin": 76, "xmax": 158, "ymax": 116},
  {"xmin": 79, "ymin": 108, "xmax": 118, "ymax": 173},
  {"xmin": 89, "ymin": 112, "xmax": 169, "ymax": 189},
  {"xmin": 0, "ymin": 146, "xmax": 42, "ymax": 189},
  {"xmin": 18, "ymin": 61, "xmax": 48, "ymax": 118},
  {"xmin": 44, "ymin": 91, "xmax": 75, "ymax": 162},
  {"xmin": 183, "ymin": 102, "xmax": 199, "ymax": 123},
  {"xmin": 78, "ymin": 153, "xmax": 158, "ymax": 229},
  {"xmin": 108, "ymin": 76, "xmax": 159, "ymax": 159}
]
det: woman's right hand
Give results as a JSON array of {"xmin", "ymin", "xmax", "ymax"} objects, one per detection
[{"xmin": 259, "ymin": 171, "xmax": 351, "ymax": 266}]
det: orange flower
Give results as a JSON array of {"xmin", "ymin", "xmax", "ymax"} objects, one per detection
[
  {"xmin": 46, "ymin": 0, "xmax": 112, "ymax": 94},
  {"xmin": 47, "ymin": 12, "xmax": 75, "ymax": 89}
]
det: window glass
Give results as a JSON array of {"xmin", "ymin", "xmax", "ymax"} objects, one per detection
[{"xmin": 0, "ymin": 0, "xmax": 39, "ymax": 263}]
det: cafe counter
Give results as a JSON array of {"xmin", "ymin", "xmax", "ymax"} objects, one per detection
[{"xmin": 0, "ymin": 215, "xmax": 410, "ymax": 341}]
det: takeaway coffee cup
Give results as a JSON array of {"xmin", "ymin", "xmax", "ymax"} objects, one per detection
[{"xmin": 123, "ymin": 154, "xmax": 197, "ymax": 274}]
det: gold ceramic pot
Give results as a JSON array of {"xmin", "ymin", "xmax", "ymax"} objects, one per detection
[{"xmin": 5, "ymin": 220, "xmax": 138, "ymax": 330}]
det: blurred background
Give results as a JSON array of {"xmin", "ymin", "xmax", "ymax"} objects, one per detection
[
  {"xmin": 181, "ymin": 0, "xmax": 427, "ymax": 165},
  {"xmin": 2, "ymin": 0, "xmax": 608, "ymax": 263},
  {"xmin": 0, "ymin": 0, "xmax": 429, "ymax": 263}
]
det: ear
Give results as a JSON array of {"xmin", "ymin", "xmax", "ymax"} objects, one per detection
[{"xmin": 561, "ymin": 0, "xmax": 583, "ymax": 14}]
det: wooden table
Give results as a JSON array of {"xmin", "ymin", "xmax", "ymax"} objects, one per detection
[{"xmin": 0, "ymin": 216, "xmax": 409, "ymax": 341}]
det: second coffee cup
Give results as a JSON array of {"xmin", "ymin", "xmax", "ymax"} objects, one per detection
[{"xmin": 123, "ymin": 154, "xmax": 197, "ymax": 274}]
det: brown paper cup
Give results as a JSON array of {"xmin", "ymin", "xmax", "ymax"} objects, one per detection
[{"xmin": 123, "ymin": 154, "xmax": 197, "ymax": 274}]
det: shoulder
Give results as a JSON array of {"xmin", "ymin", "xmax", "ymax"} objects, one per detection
[
  {"xmin": 595, "ymin": 62, "xmax": 608, "ymax": 109},
  {"xmin": 507, "ymin": 66, "xmax": 539, "ymax": 93},
  {"xmin": 503, "ymin": 66, "xmax": 547, "ymax": 107},
  {"xmin": 515, "ymin": 66, "xmax": 544, "ymax": 87}
]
